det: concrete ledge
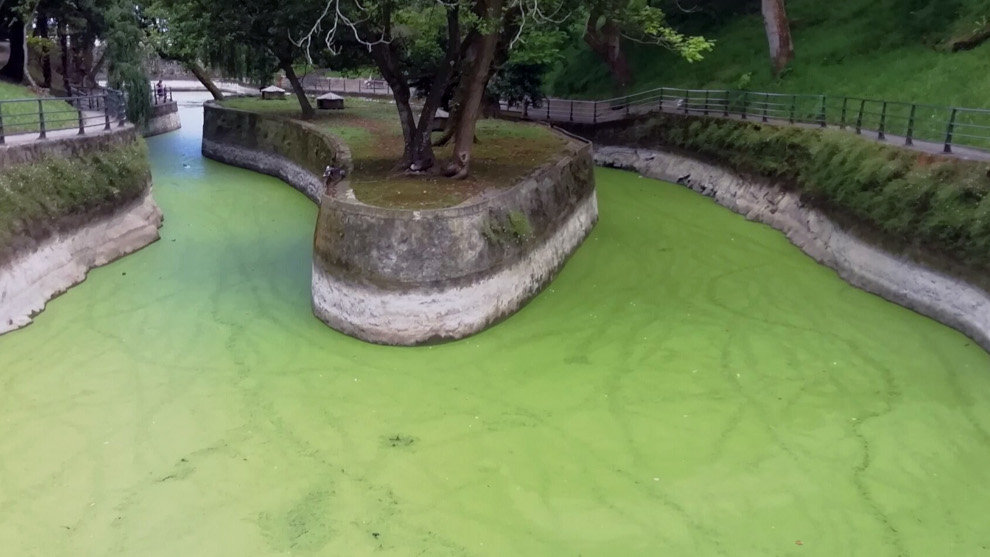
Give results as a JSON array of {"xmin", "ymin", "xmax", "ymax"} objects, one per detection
[
  {"xmin": 202, "ymin": 101, "xmax": 598, "ymax": 345},
  {"xmin": 0, "ymin": 186, "xmax": 162, "ymax": 334},
  {"xmin": 595, "ymin": 145, "xmax": 990, "ymax": 353}
]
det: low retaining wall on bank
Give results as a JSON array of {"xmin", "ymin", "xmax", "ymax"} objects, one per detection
[
  {"xmin": 0, "ymin": 187, "xmax": 162, "ymax": 333},
  {"xmin": 143, "ymin": 101, "xmax": 181, "ymax": 137},
  {"xmin": 0, "ymin": 126, "xmax": 163, "ymax": 334},
  {"xmin": 593, "ymin": 145, "xmax": 990, "ymax": 353},
  {"xmin": 202, "ymin": 101, "xmax": 598, "ymax": 345}
]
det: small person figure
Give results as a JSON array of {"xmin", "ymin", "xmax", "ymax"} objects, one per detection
[{"xmin": 323, "ymin": 165, "xmax": 347, "ymax": 195}]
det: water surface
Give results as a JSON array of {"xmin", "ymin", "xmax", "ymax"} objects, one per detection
[{"xmin": 1, "ymin": 95, "xmax": 989, "ymax": 556}]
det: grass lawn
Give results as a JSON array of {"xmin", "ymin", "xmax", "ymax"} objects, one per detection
[
  {"xmin": 220, "ymin": 96, "xmax": 568, "ymax": 209},
  {"xmin": 549, "ymin": 0, "xmax": 990, "ymax": 109},
  {"xmin": 0, "ymin": 81, "xmax": 79, "ymax": 137}
]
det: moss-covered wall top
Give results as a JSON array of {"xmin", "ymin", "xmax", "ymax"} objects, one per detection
[{"xmin": 0, "ymin": 127, "xmax": 152, "ymax": 265}]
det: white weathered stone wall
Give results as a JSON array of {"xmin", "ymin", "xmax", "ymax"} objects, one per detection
[
  {"xmin": 143, "ymin": 109, "xmax": 181, "ymax": 137},
  {"xmin": 595, "ymin": 145, "xmax": 990, "ymax": 353},
  {"xmin": 311, "ymin": 193, "xmax": 598, "ymax": 344},
  {"xmin": 0, "ymin": 187, "xmax": 162, "ymax": 334}
]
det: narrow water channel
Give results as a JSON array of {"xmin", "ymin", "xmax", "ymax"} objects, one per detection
[{"xmin": 1, "ymin": 94, "xmax": 989, "ymax": 555}]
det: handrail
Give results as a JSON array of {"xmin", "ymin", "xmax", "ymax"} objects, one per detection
[
  {"xmin": 499, "ymin": 86, "xmax": 990, "ymax": 154},
  {"xmin": 0, "ymin": 89, "xmax": 129, "ymax": 144}
]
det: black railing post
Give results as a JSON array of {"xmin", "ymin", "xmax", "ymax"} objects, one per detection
[
  {"xmin": 593, "ymin": 101, "xmax": 598, "ymax": 124},
  {"xmin": 0, "ymin": 107, "xmax": 5, "ymax": 144},
  {"xmin": 703, "ymin": 90, "xmax": 709, "ymax": 115},
  {"xmin": 658, "ymin": 87, "xmax": 665, "ymax": 112},
  {"xmin": 169, "ymin": 87, "xmax": 173, "ymax": 102},
  {"xmin": 569, "ymin": 100, "xmax": 574, "ymax": 122},
  {"xmin": 788, "ymin": 94, "xmax": 796, "ymax": 124},
  {"xmin": 762, "ymin": 93, "xmax": 768, "ymax": 122},
  {"xmin": 523, "ymin": 101, "xmax": 528, "ymax": 119},
  {"xmin": 855, "ymin": 99, "xmax": 865, "ymax": 134},
  {"xmin": 906, "ymin": 104, "xmax": 917, "ymax": 146},
  {"xmin": 104, "ymin": 94, "xmax": 111, "ymax": 130},
  {"xmin": 37, "ymin": 99, "xmax": 47, "ymax": 139},
  {"xmin": 741, "ymin": 91, "xmax": 749, "ymax": 119},
  {"xmin": 818, "ymin": 95, "xmax": 826, "ymax": 127},
  {"xmin": 944, "ymin": 108, "xmax": 958, "ymax": 153},
  {"xmin": 546, "ymin": 98, "xmax": 551, "ymax": 120},
  {"xmin": 839, "ymin": 97, "xmax": 848, "ymax": 129},
  {"xmin": 683, "ymin": 92, "xmax": 689, "ymax": 115},
  {"xmin": 878, "ymin": 100, "xmax": 888, "ymax": 140},
  {"xmin": 77, "ymin": 105, "xmax": 85, "ymax": 135}
]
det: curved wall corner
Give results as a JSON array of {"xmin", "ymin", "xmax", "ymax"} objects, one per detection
[{"xmin": 143, "ymin": 101, "xmax": 181, "ymax": 137}]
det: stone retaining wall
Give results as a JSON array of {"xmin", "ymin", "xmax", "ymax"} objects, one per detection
[
  {"xmin": 0, "ymin": 126, "xmax": 162, "ymax": 334},
  {"xmin": 594, "ymin": 145, "xmax": 990, "ymax": 353},
  {"xmin": 143, "ymin": 101, "xmax": 181, "ymax": 137},
  {"xmin": 201, "ymin": 101, "xmax": 597, "ymax": 345}
]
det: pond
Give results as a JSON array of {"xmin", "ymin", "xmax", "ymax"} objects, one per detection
[{"xmin": 1, "ymin": 93, "xmax": 989, "ymax": 555}]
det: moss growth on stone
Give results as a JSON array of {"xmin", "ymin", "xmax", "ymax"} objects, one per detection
[
  {"xmin": 0, "ymin": 139, "xmax": 151, "ymax": 264},
  {"xmin": 580, "ymin": 113, "xmax": 990, "ymax": 271},
  {"xmin": 482, "ymin": 210, "xmax": 534, "ymax": 246}
]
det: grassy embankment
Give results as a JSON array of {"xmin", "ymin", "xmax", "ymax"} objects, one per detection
[
  {"xmin": 581, "ymin": 112, "xmax": 990, "ymax": 274},
  {"xmin": 219, "ymin": 96, "xmax": 567, "ymax": 209},
  {"xmin": 549, "ymin": 0, "xmax": 990, "ymax": 108},
  {"xmin": 0, "ymin": 138, "xmax": 151, "ymax": 264},
  {"xmin": 0, "ymin": 81, "xmax": 79, "ymax": 136}
]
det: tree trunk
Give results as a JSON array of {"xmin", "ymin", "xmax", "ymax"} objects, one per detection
[
  {"xmin": 280, "ymin": 60, "xmax": 314, "ymax": 118},
  {"xmin": 447, "ymin": 0, "xmax": 503, "ymax": 179},
  {"xmin": 0, "ymin": 19, "xmax": 28, "ymax": 84},
  {"xmin": 762, "ymin": 0, "xmax": 794, "ymax": 75},
  {"xmin": 84, "ymin": 50, "xmax": 106, "ymax": 89},
  {"xmin": 408, "ymin": 5, "xmax": 460, "ymax": 171},
  {"xmin": 184, "ymin": 60, "xmax": 224, "ymax": 100},
  {"xmin": 35, "ymin": 13, "xmax": 52, "ymax": 88},
  {"xmin": 370, "ymin": 41, "xmax": 420, "ymax": 168},
  {"xmin": 58, "ymin": 24, "xmax": 71, "ymax": 95},
  {"xmin": 584, "ymin": 18, "xmax": 632, "ymax": 90}
]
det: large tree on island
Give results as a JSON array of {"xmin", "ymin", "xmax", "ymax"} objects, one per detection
[{"xmin": 295, "ymin": 0, "xmax": 584, "ymax": 178}]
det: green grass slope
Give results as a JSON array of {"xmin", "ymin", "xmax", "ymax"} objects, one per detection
[
  {"xmin": 549, "ymin": 0, "xmax": 990, "ymax": 108},
  {"xmin": 0, "ymin": 80, "xmax": 78, "ymax": 136}
]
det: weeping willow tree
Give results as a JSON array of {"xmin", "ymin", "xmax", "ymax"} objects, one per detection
[{"xmin": 104, "ymin": 1, "xmax": 152, "ymax": 124}]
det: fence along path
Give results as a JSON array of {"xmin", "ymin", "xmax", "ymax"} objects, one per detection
[
  {"xmin": 497, "ymin": 87, "xmax": 990, "ymax": 161},
  {"xmin": 0, "ymin": 89, "xmax": 131, "ymax": 145}
]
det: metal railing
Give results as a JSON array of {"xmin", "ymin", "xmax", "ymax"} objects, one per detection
[
  {"xmin": 304, "ymin": 76, "xmax": 394, "ymax": 97},
  {"xmin": 0, "ymin": 88, "xmax": 128, "ymax": 144},
  {"xmin": 500, "ymin": 87, "xmax": 990, "ymax": 154},
  {"xmin": 151, "ymin": 86, "xmax": 174, "ymax": 105}
]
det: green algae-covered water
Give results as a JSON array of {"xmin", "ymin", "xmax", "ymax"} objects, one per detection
[{"xmin": 2, "ymin": 96, "xmax": 990, "ymax": 556}]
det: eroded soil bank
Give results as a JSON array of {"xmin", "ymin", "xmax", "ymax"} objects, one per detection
[{"xmin": 0, "ymin": 96, "xmax": 989, "ymax": 555}]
